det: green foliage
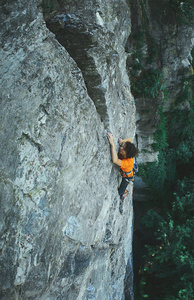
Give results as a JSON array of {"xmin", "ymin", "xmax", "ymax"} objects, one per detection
[
  {"xmin": 135, "ymin": 48, "xmax": 194, "ymax": 300},
  {"xmin": 170, "ymin": 0, "xmax": 194, "ymax": 24},
  {"xmin": 146, "ymin": 35, "xmax": 160, "ymax": 65},
  {"xmin": 140, "ymin": 179, "xmax": 194, "ymax": 299},
  {"xmin": 140, "ymin": 154, "xmax": 167, "ymax": 196},
  {"xmin": 131, "ymin": 69, "xmax": 164, "ymax": 98},
  {"xmin": 175, "ymin": 138, "xmax": 194, "ymax": 162}
]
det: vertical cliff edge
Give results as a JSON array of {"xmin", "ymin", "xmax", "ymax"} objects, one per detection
[{"xmin": 0, "ymin": 0, "xmax": 136, "ymax": 299}]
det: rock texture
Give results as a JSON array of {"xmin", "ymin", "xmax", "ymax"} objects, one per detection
[
  {"xmin": 0, "ymin": 0, "xmax": 136, "ymax": 299},
  {"xmin": 126, "ymin": 0, "xmax": 194, "ymax": 163},
  {"xmin": 1, "ymin": 0, "xmax": 193, "ymax": 298}
]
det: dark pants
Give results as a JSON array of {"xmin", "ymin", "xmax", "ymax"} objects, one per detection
[{"xmin": 118, "ymin": 178, "xmax": 129, "ymax": 198}]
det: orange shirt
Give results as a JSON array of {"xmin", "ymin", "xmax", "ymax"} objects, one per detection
[{"xmin": 120, "ymin": 157, "xmax": 134, "ymax": 177}]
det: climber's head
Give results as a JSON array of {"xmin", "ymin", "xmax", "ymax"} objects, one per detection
[{"xmin": 120, "ymin": 142, "xmax": 138, "ymax": 159}]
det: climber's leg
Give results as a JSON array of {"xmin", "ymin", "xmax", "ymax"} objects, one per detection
[{"xmin": 118, "ymin": 178, "xmax": 129, "ymax": 199}]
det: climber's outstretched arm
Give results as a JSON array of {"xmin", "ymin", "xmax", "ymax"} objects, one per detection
[{"xmin": 107, "ymin": 132, "xmax": 122, "ymax": 167}]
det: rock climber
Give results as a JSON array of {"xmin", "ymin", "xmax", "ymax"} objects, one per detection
[{"xmin": 107, "ymin": 131, "xmax": 138, "ymax": 200}]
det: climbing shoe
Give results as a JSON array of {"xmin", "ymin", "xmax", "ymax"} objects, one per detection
[{"xmin": 121, "ymin": 190, "xmax": 128, "ymax": 200}]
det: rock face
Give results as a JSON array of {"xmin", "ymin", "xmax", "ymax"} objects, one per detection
[
  {"xmin": 1, "ymin": 0, "xmax": 193, "ymax": 298},
  {"xmin": 0, "ymin": 0, "xmax": 136, "ymax": 299}
]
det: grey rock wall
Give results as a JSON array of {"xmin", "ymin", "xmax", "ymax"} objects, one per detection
[{"xmin": 0, "ymin": 0, "xmax": 135, "ymax": 299}]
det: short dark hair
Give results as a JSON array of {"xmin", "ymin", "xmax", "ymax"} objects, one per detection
[{"xmin": 125, "ymin": 142, "xmax": 138, "ymax": 158}]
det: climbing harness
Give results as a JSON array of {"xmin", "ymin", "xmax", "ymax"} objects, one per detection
[{"xmin": 120, "ymin": 162, "xmax": 139, "ymax": 183}]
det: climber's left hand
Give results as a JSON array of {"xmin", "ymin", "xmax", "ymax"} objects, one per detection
[{"xmin": 107, "ymin": 132, "xmax": 115, "ymax": 146}]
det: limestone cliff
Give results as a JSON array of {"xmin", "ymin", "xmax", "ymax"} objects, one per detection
[
  {"xmin": 1, "ymin": 0, "xmax": 193, "ymax": 299},
  {"xmin": 0, "ymin": 0, "xmax": 135, "ymax": 299}
]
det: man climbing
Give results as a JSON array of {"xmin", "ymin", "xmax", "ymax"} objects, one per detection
[{"xmin": 107, "ymin": 131, "xmax": 138, "ymax": 200}]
